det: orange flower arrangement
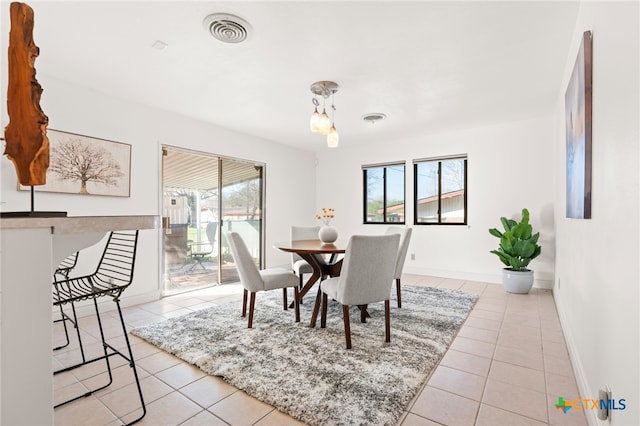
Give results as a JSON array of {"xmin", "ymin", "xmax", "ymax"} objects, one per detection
[{"xmin": 316, "ymin": 207, "xmax": 335, "ymax": 226}]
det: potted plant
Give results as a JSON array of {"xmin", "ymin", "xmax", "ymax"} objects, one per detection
[{"xmin": 488, "ymin": 208, "xmax": 542, "ymax": 294}]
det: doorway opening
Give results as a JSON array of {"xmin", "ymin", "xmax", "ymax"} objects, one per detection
[{"xmin": 161, "ymin": 146, "xmax": 264, "ymax": 296}]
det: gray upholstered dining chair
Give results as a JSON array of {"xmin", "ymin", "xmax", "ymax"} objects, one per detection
[
  {"xmin": 226, "ymin": 231, "xmax": 301, "ymax": 327},
  {"xmin": 313, "ymin": 234, "xmax": 400, "ymax": 349},
  {"xmin": 385, "ymin": 226, "xmax": 413, "ymax": 308},
  {"xmin": 290, "ymin": 225, "xmax": 320, "ymax": 288}
]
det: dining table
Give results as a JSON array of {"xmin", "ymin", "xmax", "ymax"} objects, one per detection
[
  {"xmin": 273, "ymin": 239, "xmax": 348, "ymax": 322},
  {"xmin": 274, "ymin": 238, "xmax": 347, "ymax": 298}
]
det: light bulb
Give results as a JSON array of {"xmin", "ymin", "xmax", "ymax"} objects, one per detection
[
  {"xmin": 317, "ymin": 109, "xmax": 331, "ymax": 135},
  {"xmin": 310, "ymin": 107, "xmax": 321, "ymax": 132},
  {"xmin": 327, "ymin": 125, "xmax": 339, "ymax": 148}
]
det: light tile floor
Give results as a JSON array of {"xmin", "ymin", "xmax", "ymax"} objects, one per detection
[{"xmin": 52, "ymin": 274, "xmax": 587, "ymax": 426}]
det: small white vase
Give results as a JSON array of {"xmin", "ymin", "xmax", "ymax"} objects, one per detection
[{"xmin": 318, "ymin": 226, "xmax": 338, "ymax": 244}]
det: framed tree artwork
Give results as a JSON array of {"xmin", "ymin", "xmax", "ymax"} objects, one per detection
[
  {"xmin": 19, "ymin": 129, "xmax": 131, "ymax": 197},
  {"xmin": 565, "ymin": 30, "xmax": 593, "ymax": 219}
]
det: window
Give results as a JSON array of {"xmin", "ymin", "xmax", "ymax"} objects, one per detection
[
  {"xmin": 363, "ymin": 162, "xmax": 405, "ymax": 224},
  {"xmin": 414, "ymin": 155, "xmax": 467, "ymax": 225}
]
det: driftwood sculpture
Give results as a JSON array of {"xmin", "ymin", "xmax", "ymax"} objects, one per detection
[{"xmin": 3, "ymin": 2, "xmax": 49, "ymax": 186}]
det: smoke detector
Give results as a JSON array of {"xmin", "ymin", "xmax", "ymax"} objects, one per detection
[
  {"xmin": 203, "ymin": 13, "xmax": 252, "ymax": 44},
  {"xmin": 361, "ymin": 113, "xmax": 387, "ymax": 124}
]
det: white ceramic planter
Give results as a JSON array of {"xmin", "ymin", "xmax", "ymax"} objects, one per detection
[{"xmin": 502, "ymin": 268, "xmax": 534, "ymax": 294}]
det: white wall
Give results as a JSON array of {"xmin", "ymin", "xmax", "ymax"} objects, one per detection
[
  {"xmin": 552, "ymin": 2, "xmax": 639, "ymax": 425},
  {"xmin": 0, "ymin": 76, "xmax": 317, "ymax": 305},
  {"xmin": 315, "ymin": 116, "xmax": 556, "ymax": 288}
]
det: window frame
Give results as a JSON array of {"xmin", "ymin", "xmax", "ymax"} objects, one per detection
[
  {"xmin": 362, "ymin": 161, "xmax": 406, "ymax": 225},
  {"xmin": 413, "ymin": 155, "xmax": 468, "ymax": 226}
]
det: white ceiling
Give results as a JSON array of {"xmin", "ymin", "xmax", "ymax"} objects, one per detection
[{"xmin": 4, "ymin": 1, "xmax": 580, "ymax": 152}]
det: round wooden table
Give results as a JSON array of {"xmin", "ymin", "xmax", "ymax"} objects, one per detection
[
  {"xmin": 274, "ymin": 239, "xmax": 347, "ymax": 320},
  {"xmin": 274, "ymin": 239, "xmax": 347, "ymax": 297}
]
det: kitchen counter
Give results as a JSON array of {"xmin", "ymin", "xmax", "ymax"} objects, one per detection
[{"xmin": 0, "ymin": 215, "xmax": 160, "ymax": 425}]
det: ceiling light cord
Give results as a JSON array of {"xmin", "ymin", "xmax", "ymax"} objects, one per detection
[
  {"xmin": 327, "ymin": 91, "xmax": 339, "ymax": 148},
  {"xmin": 320, "ymin": 96, "xmax": 330, "ymax": 134}
]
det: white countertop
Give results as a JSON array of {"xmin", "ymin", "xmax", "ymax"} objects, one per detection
[{"xmin": 0, "ymin": 214, "xmax": 160, "ymax": 233}]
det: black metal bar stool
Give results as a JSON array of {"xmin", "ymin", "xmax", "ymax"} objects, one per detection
[
  {"xmin": 52, "ymin": 231, "xmax": 146, "ymax": 425},
  {"xmin": 53, "ymin": 251, "xmax": 81, "ymax": 351}
]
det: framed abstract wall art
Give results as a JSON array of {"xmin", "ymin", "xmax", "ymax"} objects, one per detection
[
  {"xmin": 19, "ymin": 129, "xmax": 131, "ymax": 197},
  {"xmin": 565, "ymin": 30, "xmax": 593, "ymax": 219}
]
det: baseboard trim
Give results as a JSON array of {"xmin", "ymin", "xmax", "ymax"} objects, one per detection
[
  {"xmin": 553, "ymin": 289, "xmax": 599, "ymax": 426},
  {"xmin": 404, "ymin": 266, "xmax": 553, "ymax": 289}
]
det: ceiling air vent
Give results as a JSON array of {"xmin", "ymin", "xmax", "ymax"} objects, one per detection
[
  {"xmin": 361, "ymin": 113, "xmax": 387, "ymax": 124},
  {"xmin": 203, "ymin": 13, "xmax": 252, "ymax": 44}
]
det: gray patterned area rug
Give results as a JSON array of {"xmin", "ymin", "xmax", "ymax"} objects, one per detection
[{"xmin": 132, "ymin": 286, "xmax": 477, "ymax": 426}]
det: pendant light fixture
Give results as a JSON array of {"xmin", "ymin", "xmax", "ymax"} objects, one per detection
[
  {"xmin": 309, "ymin": 98, "xmax": 321, "ymax": 132},
  {"xmin": 310, "ymin": 81, "xmax": 339, "ymax": 147},
  {"xmin": 327, "ymin": 124, "xmax": 339, "ymax": 148}
]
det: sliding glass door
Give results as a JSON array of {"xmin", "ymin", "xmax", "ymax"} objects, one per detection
[
  {"xmin": 161, "ymin": 146, "xmax": 264, "ymax": 296},
  {"xmin": 219, "ymin": 157, "xmax": 263, "ymax": 284}
]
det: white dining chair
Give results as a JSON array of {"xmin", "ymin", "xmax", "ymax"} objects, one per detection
[
  {"xmin": 385, "ymin": 226, "xmax": 413, "ymax": 308},
  {"xmin": 290, "ymin": 225, "xmax": 320, "ymax": 289},
  {"xmin": 226, "ymin": 231, "xmax": 301, "ymax": 327},
  {"xmin": 312, "ymin": 234, "xmax": 399, "ymax": 349}
]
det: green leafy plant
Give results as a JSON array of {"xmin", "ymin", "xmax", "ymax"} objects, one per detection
[{"xmin": 489, "ymin": 208, "xmax": 542, "ymax": 271}]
